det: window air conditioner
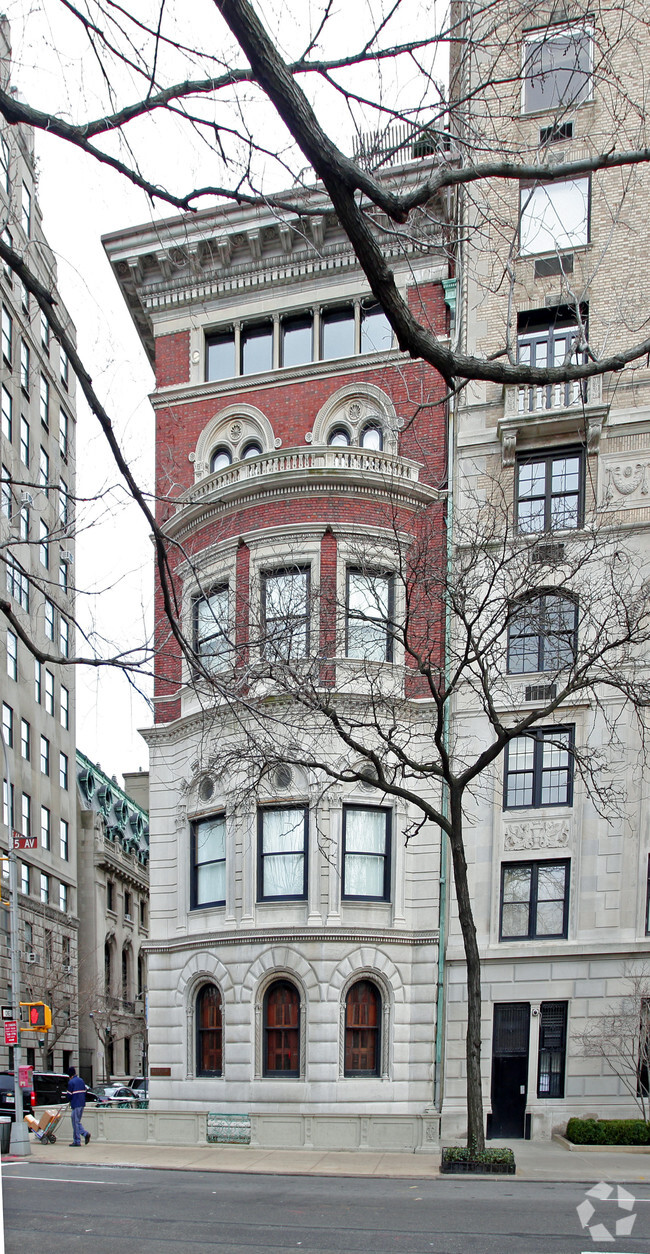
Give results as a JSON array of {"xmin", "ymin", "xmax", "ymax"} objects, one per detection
[
  {"xmin": 61, "ymin": 550, "xmax": 74, "ymax": 564},
  {"xmin": 20, "ymin": 491, "xmax": 34, "ymax": 507},
  {"xmin": 63, "ymin": 963, "xmax": 72, "ymax": 974},
  {"xmin": 25, "ymin": 950, "xmax": 37, "ymax": 964}
]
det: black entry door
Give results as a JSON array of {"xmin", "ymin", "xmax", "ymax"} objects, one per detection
[{"xmin": 490, "ymin": 1003, "xmax": 530, "ymax": 1138}]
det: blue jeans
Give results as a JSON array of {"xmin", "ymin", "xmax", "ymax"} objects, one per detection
[{"xmin": 71, "ymin": 1105, "xmax": 88, "ymax": 1144}]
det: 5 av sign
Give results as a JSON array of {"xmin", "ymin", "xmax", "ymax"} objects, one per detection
[{"xmin": 12, "ymin": 831, "xmax": 36, "ymax": 851}]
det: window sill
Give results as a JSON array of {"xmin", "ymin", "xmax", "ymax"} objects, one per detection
[{"xmin": 518, "ymin": 101, "xmax": 594, "ymax": 121}]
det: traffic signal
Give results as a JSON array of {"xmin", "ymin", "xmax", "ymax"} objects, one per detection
[{"xmin": 19, "ymin": 1002, "xmax": 52, "ymax": 1032}]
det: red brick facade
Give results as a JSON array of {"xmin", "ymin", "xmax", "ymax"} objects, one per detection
[{"xmin": 152, "ymin": 281, "xmax": 448, "ymax": 721}]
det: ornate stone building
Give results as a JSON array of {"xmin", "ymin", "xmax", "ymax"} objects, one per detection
[
  {"xmin": 76, "ymin": 752, "xmax": 149, "ymax": 1086},
  {"xmin": 103, "ymin": 157, "xmax": 451, "ymax": 1150},
  {"xmin": 446, "ymin": 0, "xmax": 650, "ymax": 1139}
]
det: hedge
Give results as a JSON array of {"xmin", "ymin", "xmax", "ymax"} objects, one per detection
[{"xmin": 565, "ymin": 1118, "xmax": 650, "ymax": 1145}]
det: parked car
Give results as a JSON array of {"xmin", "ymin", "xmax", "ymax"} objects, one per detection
[
  {"xmin": 91, "ymin": 1084, "xmax": 139, "ymax": 1107},
  {"xmin": 127, "ymin": 1076, "xmax": 148, "ymax": 1097},
  {"xmin": 0, "ymin": 1073, "xmax": 35, "ymax": 1121},
  {"xmin": 32, "ymin": 1072, "xmax": 70, "ymax": 1106}
]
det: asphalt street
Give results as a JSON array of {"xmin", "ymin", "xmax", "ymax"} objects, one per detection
[{"xmin": 4, "ymin": 1164, "xmax": 650, "ymax": 1254}]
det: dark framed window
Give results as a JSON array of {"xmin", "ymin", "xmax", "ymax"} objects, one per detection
[
  {"xmin": 262, "ymin": 567, "xmax": 310, "ymax": 660},
  {"xmin": 258, "ymin": 805, "xmax": 308, "ymax": 901},
  {"xmin": 500, "ymin": 860, "xmax": 570, "ymax": 940},
  {"xmin": 321, "ymin": 306, "xmax": 355, "ymax": 360},
  {"xmin": 504, "ymin": 727, "xmax": 573, "ymax": 809},
  {"xmin": 328, "ymin": 426, "xmax": 350, "ymax": 447},
  {"xmin": 281, "ymin": 313, "xmax": 313, "ymax": 368},
  {"xmin": 241, "ymin": 322, "xmax": 273, "ymax": 375},
  {"xmin": 638, "ymin": 999, "xmax": 650, "ymax": 1097},
  {"xmin": 263, "ymin": 980, "xmax": 300, "ymax": 1076},
  {"xmin": 206, "ymin": 330, "xmax": 235, "ymax": 381},
  {"xmin": 191, "ymin": 814, "xmax": 226, "ymax": 908},
  {"xmin": 646, "ymin": 856, "xmax": 650, "ymax": 936},
  {"xmin": 194, "ymin": 586, "xmax": 230, "ymax": 673},
  {"xmin": 516, "ymin": 450, "xmax": 584, "ymax": 534},
  {"xmin": 196, "ymin": 983, "xmax": 223, "ymax": 1076},
  {"xmin": 517, "ymin": 306, "xmax": 588, "ymax": 411},
  {"xmin": 344, "ymin": 980, "xmax": 381, "ymax": 1076},
  {"xmin": 360, "ymin": 300, "xmax": 392, "ymax": 354},
  {"xmin": 522, "ymin": 24, "xmax": 592, "ymax": 114},
  {"xmin": 346, "ymin": 569, "xmax": 394, "ymax": 662},
  {"xmin": 210, "ymin": 446, "xmax": 232, "ymax": 474},
  {"xmin": 537, "ymin": 1001, "xmax": 568, "ymax": 1097},
  {"xmin": 360, "ymin": 423, "xmax": 383, "ymax": 451},
  {"xmin": 342, "ymin": 806, "xmax": 391, "ymax": 901},
  {"xmin": 507, "ymin": 594, "xmax": 577, "ymax": 673}
]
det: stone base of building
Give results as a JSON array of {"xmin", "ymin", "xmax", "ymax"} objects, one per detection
[{"xmin": 51, "ymin": 1106, "xmax": 441, "ymax": 1152}]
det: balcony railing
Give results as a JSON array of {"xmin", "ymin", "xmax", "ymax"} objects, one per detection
[
  {"xmin": 185, "ymin": 446, "xmax": 423, "ymax": 507},
  {"xmin": 504, "ymin": 371, "xmax": 603, "ymax": 418}
]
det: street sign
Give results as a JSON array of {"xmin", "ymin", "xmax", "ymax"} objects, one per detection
[
  {"xmin": 1, "ymin": 1006, "xmax": 13, "ymax": 1021},
  {"xmin": 4, "ymin": 1021, "xmax": 17, "ymax": 1046},
  {"xmin": 12, "ymin": 832, "xmax": 37, "ymax": 850}
]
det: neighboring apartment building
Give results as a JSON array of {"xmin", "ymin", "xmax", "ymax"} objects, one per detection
[
  {"xmin": 446, "ymin": 0, "xmax": 650, "ymax": 1138},
  {"xmin": 0, "ymin": 18, "xmax": 78, "ymax": 1072},
  {"xmin": 76, "ymin": 753, "xmax": 149, "ymax": 1086},
  {"xmin": 103, "ymin": 158, "xmax": 451, "ymax": 1150}
]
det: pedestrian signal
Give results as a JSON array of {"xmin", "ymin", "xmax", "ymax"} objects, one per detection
[{"xmin": 19, "ymin": 1002, "xmax": 52, "ymax": 1031}]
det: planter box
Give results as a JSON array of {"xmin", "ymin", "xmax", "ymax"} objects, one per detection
[{"xmin": 440, "ymin": 1148, "xmax": 516, "ymax": 1175}]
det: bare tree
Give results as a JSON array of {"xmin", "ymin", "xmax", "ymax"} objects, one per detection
[
  {"xmin": 184, "ymin": 478, "xmax": 650, "ymax": 1151},
  {"xmin": 574, "ymin": 967, "xmax": 650, "ymax": 1123}
]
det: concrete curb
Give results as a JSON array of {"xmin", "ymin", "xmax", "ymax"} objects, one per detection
[{"xmin": 553, "ymin": 1133, "xmax": 650, "ymax": 1153}]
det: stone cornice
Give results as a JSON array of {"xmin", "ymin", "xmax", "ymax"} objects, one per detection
[
  {"xmin": 151, "ymin": 347, "xmax": 415, "ymax": 409},
  {"xmin": 142, "ymin": 928, "xmax": 439, "ymax": 955}
]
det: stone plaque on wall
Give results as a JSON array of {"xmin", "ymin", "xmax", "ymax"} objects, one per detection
[{"xmin": 503, "ymin": 819, "xmax": 571, "ymax": 851}]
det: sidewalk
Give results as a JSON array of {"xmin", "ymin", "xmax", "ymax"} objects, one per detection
[{"xmin": 4, "ymin": 1136, "xmax": 650, "ymax": 1181}]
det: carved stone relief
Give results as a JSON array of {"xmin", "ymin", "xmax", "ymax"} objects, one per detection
[
  {"xmin": 503, "ymin": 818, "xmax": 571, "ymax": 851},
  {"xmin": 601, "ymin": 458, "xmax": 650, "ymax": 509}
]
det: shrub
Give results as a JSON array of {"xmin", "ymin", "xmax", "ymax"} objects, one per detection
[
  {"xmin": 442, "ymin": 1146, "xmax": 516, "ymax": 1166},
  {"xmin": 566, "ymin": 1118, "xmax": 650, "ymax": 1146}
]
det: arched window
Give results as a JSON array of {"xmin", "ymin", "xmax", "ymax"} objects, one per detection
[
  {"xmin": 263, "ymin": 980, "xmax": 300, "ymax": 1076},
  {"xmin": 210, "ymin": 446, "xmax": 232, "ymax": 473},
  {"xmin": 121, "ymin": 947, "xmax": 130, "ymax": 1002},
  {"xmin": 327, "ymin": 426, "xmax": 350, "ymax": 447},
  {"xmin": 104, "ymin": 941, "xmax": 112, "ymax": 995},
  {"xmin": 507, "ymin": 593, "xmax": 577, "ymax": 674},
  {"xmin": 242, "ymin": 440, "xmax": 263, "ymax": 459},
  {"xmin": 196, "ymin": 984, "xmax": 223, "ymax": 1077},
  {"xmin": 344, "ymin": 980, "xmax": 381, "ymax": 1076},
  {"xmin": 360, "ymin": 423, "xmax": 383, "ymax": 451}
]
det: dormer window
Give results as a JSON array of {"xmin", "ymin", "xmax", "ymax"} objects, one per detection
[
  {"xmin": 328, "ymin": 427, "xmax": 351, "ymax": 447},
  {"xmin": 242, "ymin": 440, "xmax": 263, "ymax": 459},
  {"xmin": 210, "ymin": 447, "xmax": 232, "ymax": 473}
]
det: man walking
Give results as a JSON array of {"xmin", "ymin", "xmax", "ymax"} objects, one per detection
[{"xmin": 66, "ymin": 1066, "xmax": 91, "ymax": 1146}]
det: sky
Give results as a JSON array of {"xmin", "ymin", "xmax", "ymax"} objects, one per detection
[{"xmin": 1, "ymin": 0, "xmax": 443, "ymax": 785}]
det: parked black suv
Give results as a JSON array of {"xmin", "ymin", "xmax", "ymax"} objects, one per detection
[
  {"xmin": 32, "ymin": 1072, "xmax": 70, "ymax": 1106},
  {"xmin": 0, "ymin": 1073, "xmax": 35, "ymax": 1121}
]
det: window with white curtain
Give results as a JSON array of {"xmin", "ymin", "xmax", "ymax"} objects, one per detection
[
  {"xmin": 342, "ymin": 806, "xmax": 391, "ymax": 901},
  {"xmin": 191, "ymin": 814, "xmax": 226, "ymax": 908},
  {"xmin": 258, "ymin": 806, "xmax": 308, "ymax": 900},
  {"xmin": 519, "ymin": 178, "xmax": 589, "ymax": 256}
]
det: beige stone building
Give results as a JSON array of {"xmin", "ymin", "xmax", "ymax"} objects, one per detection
[
  {"xmin": 0, "ymin": 16, "xmax": 78, "ymax": 1073},
  {"xmin": 445, "ymin": 0, "xmax": 650, "ymax": 1139},
  {"xmin": 76, "ymin": 752, "xmax": 149, "ymax": 1086}
]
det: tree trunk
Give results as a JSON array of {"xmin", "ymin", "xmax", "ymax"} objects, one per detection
[{"xmin": 448, "ymin": 788, "xmax": 485, "ymax": 1153}]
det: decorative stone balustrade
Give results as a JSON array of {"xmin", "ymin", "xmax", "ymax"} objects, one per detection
[{"xmin": 504, "ymin": 371, "xmax": 603, "ymax": 418}]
